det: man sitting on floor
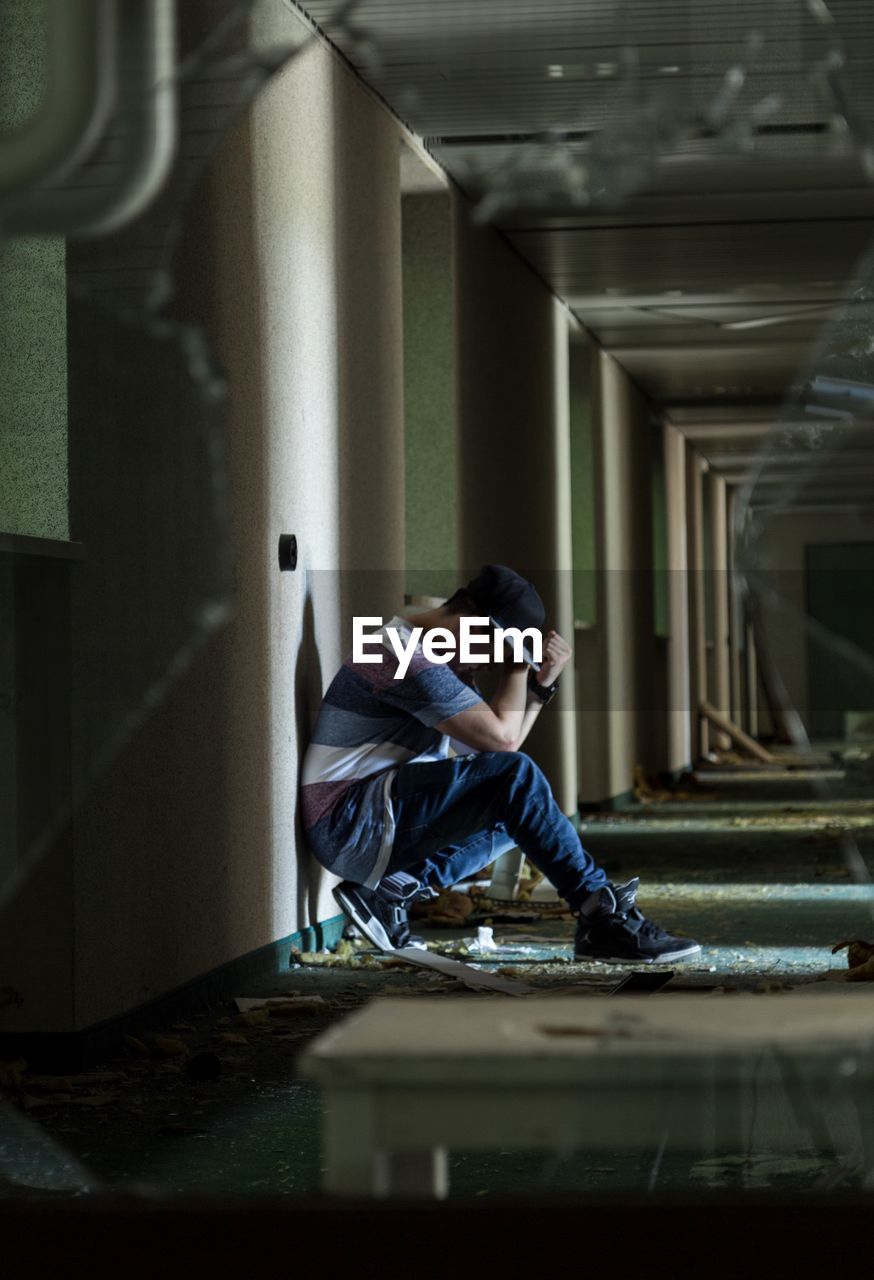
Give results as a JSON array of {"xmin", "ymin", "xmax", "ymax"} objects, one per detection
[{"xmin": 300, "ymin": 565, "xmax": 700, "ymax": 964}]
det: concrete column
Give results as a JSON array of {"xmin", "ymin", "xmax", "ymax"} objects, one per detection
[
  {"xmin": 707, "ymin": 471, "xmax": 731, "ymax": 749},
  {"xmin": 663, "ymin": 424, "xmax": 691, "ymax": 773},
  {"xmin": 453, "ymin": 201, "xmax": 577, "ymax": 811},
  {"xmin": 746, "ymin": 620, "xmax": 760, "ymax": 737},
  {"xmin": 726, "ymin": 486, "xmax": 745, "ymax": 729},
  {"xmin": 37, "ymin": 14, "xmax": 410, "ymax": 1032},
  {"xmin": 577, "ymin": 351, "xmax": 655, "ymax": 803},
  {"xmin": 550, "ymin": 312, "xmax": 580, "ymax": 811},
  {"xmin": 686, "ymin": 446, "xmax": 708, "ymax": 759},
  {"xmin": 600, "ymin": 355, "xmax": 639, "ymax": 798}
]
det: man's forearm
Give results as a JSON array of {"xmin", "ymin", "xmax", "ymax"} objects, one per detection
[
  {"xmin": 515, "ymin": 692, "xmax": 544, "ymax": 748},
  {"xmin": 488, "ymin": 667, "xmax": 545, "ymax": 749},
  {"xmin": 488, "ymin": 667, "xmax": 529, "ymax": 742}
]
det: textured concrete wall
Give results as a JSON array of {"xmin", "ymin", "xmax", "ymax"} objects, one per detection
[
  {"xmin": 0, "ymin": 0, "xmax": 71, "ymax": 1032},
  {"xmin": 0, "ymin": 0, "xmax": 68, "ymax": 539},
  {"xmin": 452, "ymin": 202, "xmax": 577, "ymax": 810},
  {"xmin": 61, "ymin": 17, "xmax": 404, "ymax": 1029},
  {"xmin": 402, "ymin": 193, "xmax": 458, "ymax": 600},
  {"xmin": 579, "ymin": 351, "xmax": 658, "ymax": 803}
]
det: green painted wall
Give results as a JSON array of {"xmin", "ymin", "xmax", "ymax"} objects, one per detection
[
  {"xmin": 0, "ymin": 0, "xmax": 68, "ymax": 540},
  {"xmin": 402, "ymin": 192, "xmax": 457, "ymax": 600},
  {"xmin": 569, "ymin": 336, "xmax": 596, "ymax": 623}
]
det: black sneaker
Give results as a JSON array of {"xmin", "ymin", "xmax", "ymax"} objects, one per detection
[
  {"xmin": 574, "ymin": 877, "xmax": 701, "ymax": 964},
  {"xmin": 332, "ymin": 879, "xmax": 426, "ymax": 952}
]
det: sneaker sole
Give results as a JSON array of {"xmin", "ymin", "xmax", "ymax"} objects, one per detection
[
  {"xmin": 574, "ymin": 943, "xmax": 702, "ymax": 965},
  {"xmin": 333, "ymin": 884, "xmax": 396, "ymax": 952}
]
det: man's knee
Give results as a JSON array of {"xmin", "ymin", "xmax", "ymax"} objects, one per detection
[{"xmin": 481, "ymin": 750, "xmax": 546, "ymax": 785}]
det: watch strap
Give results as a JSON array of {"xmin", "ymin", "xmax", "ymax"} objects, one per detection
[{"xmin": 528, "ymin": 669, "xmax": 560, "ymax": 705}]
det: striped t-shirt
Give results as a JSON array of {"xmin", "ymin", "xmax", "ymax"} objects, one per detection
[{"xmin": 300, "ymin": 615, "xmax": 482, "ymax": 887}]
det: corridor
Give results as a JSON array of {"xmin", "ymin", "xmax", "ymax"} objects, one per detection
[{"xmin": 9, "ymin": 752, "xmax": 873, "ymax": 1200}]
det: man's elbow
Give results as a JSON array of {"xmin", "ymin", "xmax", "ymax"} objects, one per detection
[{"xmin": 493, "ymin": 727, "xmax": 519, "ymax": 753}]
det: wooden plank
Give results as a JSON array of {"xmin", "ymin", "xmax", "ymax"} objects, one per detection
[{"xmin": 700, "ymin": 699, "xmax": 776, "ymax": 763}]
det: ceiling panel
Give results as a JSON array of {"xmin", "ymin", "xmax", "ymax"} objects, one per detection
[
  {"xmin": 613, "ymin": 342, "xmax": 806, "ymax": 400},
  {"xmin": 296, "ymin": 0, "xmax": 874, "ymax": 441},
  {"xmin": 506, "ymin": 220, "xmax": 872, "ymax": 295}
]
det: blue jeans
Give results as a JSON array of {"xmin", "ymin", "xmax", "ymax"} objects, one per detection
[{"xmin": 383, "ymin": 752, "xmax": 608, "ymax": 910}]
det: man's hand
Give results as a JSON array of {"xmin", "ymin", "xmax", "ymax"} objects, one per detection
[{"xmin": 536, "ymin": 630, "xmax": 572, "ymax": 686}]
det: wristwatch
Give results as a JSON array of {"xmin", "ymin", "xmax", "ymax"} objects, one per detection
[{"xmin": 528, "ymin": 668, "xmax": 560, "ymax": 705}]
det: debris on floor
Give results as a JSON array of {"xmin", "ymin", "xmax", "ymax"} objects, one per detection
[
  {"xmin": 410, "ymin": 889, "xmax": 474, "ymax": 926},
  {"xmin": 826, "ymin": 937, "xmax": 874, "ymax": 981},
  {"xmin": 633, "ymin": 764, "xmax": 709, "ymax": 804},
  {"xmin": 392, "ymin": 946, "xmax": 537, "ymax": 994},
  {"xmin": 289, "ymin": 937, "xmax": 418, "ymax": 971},
  {"xmin": 0, "ymin": 1058, "xmax": 27, "ymax": 1088},
  {"xmin": 5, "ymin": 750, "xmax": 874, "ymax": 1199},
  {"xmin": 514, "ymin": 861, "xmax": 545, "ymax": 900},
  {"xmin": 234, "ymin": 996, "xmax": 330, "ymax": 1014},
  {"xmin": 468, "ymin": 898, "xmax": 575, "ymax": 924},
  {"xmin": 467, "ymin": 926, "xmax": 499, "ymax": 954}
]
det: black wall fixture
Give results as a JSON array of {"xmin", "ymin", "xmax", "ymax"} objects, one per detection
[{"xmin": 278, "ymin": 533, "xmax": 298, "ymax": 572}]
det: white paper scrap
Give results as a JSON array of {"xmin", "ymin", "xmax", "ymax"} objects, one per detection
[
  {"xmin": 469, "ymin": 925, "xmax": 498, "ymax": 953},
  {"xmin": 394, "ymin": 946, "xmax": 536, "ymax": 995}
]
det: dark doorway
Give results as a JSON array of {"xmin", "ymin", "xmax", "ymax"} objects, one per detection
[{"xmin": 806, "ymin": 541, "xmax": 874, "ymax": 739}]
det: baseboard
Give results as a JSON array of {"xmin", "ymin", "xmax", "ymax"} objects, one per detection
[
  {"xmin": 578, "ymin": 787, "xmax": 636, "ymax": 814},
  {"xmin": 577, "ymin": 760, "xmax": 696, "ymax": 814},
  {"xmin": 663, "ymin": 764, "xmax": 693, "ymax": 785},
  {"xmin": 0, "ymin": 914, "xmax": 348, "ymax": 1073}
]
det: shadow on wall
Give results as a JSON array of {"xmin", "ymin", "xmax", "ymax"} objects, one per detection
[{"xmin": 293, "ymin": 592, "xmax": 324, "ymax": 932}]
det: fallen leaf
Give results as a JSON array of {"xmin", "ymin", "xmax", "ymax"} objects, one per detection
[
  {"xmin": 832, "ymin": 938, "xmax": 874, "ymax": 969},
  {"xmin": 153, "ymin": 1036, "xmax": 188, "ymax": 1058},
  {"xmin": 266, "ymin": 999, "xmax": 327, "ymax": 1017},
  {"xmin": 124, "ymin": 1035, "xmax": 151, "ymax": 1057}
]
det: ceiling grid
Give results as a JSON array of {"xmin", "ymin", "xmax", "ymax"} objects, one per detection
[{"xmin": 299, "ymin": 0, "xmax": 874, "ymax": 483}]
